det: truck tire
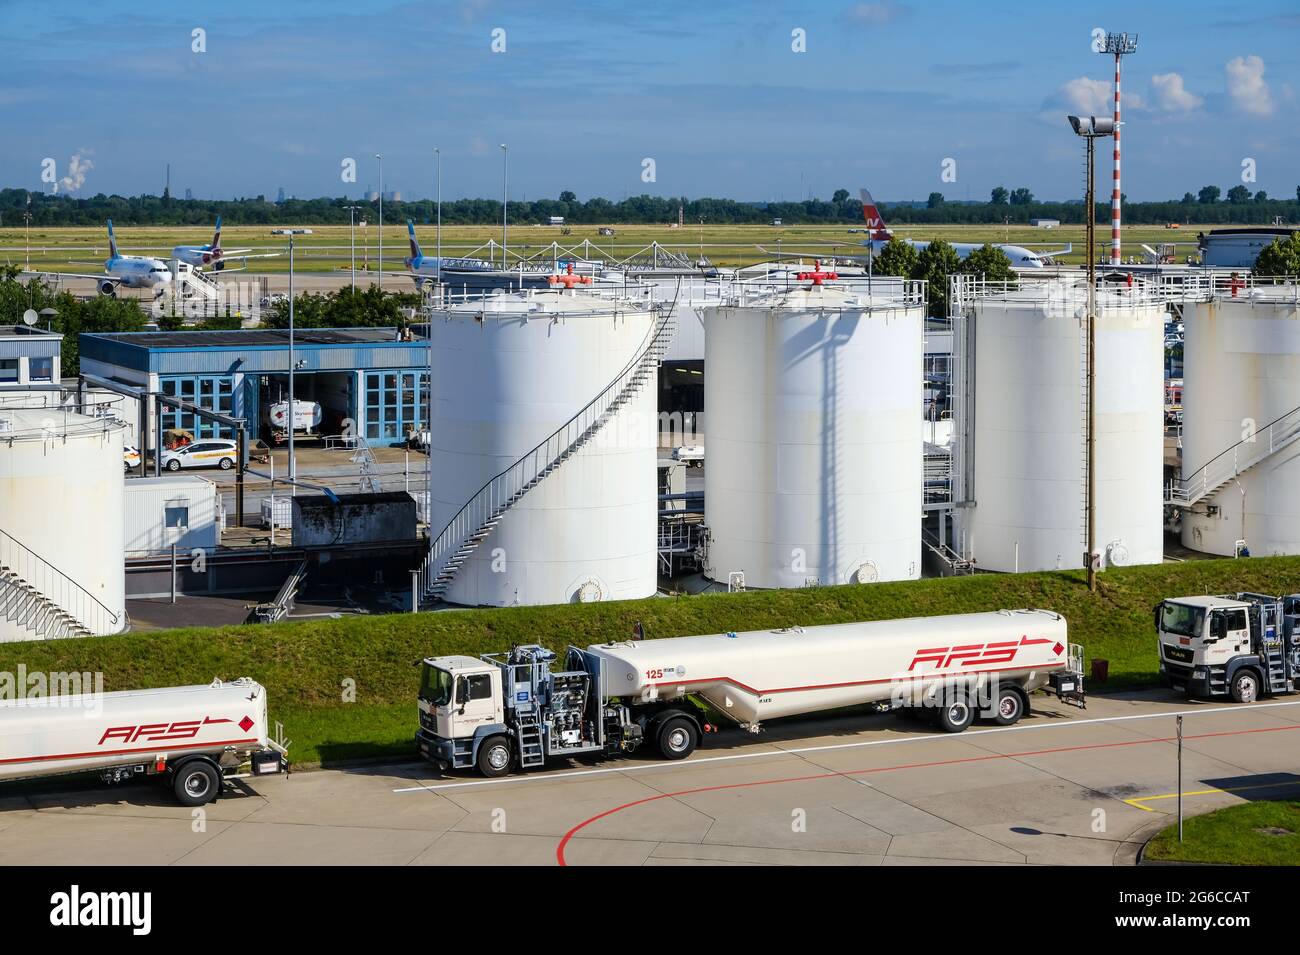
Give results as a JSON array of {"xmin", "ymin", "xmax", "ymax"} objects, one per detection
[
  {"xmin": 936, "ymin": 691, "xmax": 974, "ymax": 733},
  {"xmin": 992, "ymin": 686, "xmax": 1026, "ymax": 726},
  {"xmin": 476, "ymin": 736, "xmax": 513, "ymax": 778},
  {"xmin": 656, "ymin": 716, "xmax": 698, "ymax": 760},
  {"xmin": 172, "ymin": 761, "xmax": 221, "ymax": 806},
  {"xmin": 1229, "ymin": 669, "xmax": 1260, "ymax": 704}
]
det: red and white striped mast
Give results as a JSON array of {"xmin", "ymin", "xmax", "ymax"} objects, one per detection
[{"xmin": 1100, "ymin": 32, "xmax": 1137, "ymax": 266}]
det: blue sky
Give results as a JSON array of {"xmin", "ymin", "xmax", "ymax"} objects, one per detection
[{"xmin": 1, "ymin": 0, "xmax": 1296, "ymax": 203}]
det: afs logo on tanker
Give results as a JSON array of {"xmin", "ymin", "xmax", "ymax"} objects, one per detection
[
  {"xmin": 97, "ymin": 714, "xmax": 254, "ymax": 746},
  {"xmin": 908, "ymin": 635, "xmax": 1064, "ymax": 672}
]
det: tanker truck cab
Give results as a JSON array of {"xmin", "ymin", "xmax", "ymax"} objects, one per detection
[
  {"xmin": 417, "ymin": 656, "xmax": 506, "ymax": 771},
  {"xmin": 1156, "ymin": 594, "xmax": 1299, "ymax": 702}
]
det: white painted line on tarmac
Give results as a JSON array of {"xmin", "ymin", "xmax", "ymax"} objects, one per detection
[{"xmin": 392, "ymin": 698, "xmax": 1300, "ymax": 794}]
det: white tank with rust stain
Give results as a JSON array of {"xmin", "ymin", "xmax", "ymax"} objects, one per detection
[
  {"xmin": 965, "ymin": 282, "xmax": 1164, "ymax": 572},
  {"xmin": 1180, "ymin": 289, "xmax": 1300, "ymax": 556},
  {"xmin": 0, "ymin": 399, "xmax": 127, "ymax": 640},
  {"xmin": 702, "ymin": 282, "xmax": 924, "ymax": 588},
  {"xmin": 428, "ymin": 290, "xmax": 659, "ymax": 606}
]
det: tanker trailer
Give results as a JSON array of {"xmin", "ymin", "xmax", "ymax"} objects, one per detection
[{"xmin": 417, "ymin": 609, "xmax": 1085, "ymax": 777}]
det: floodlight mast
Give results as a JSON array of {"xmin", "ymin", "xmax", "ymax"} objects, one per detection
[
  {"xmin": 1067, "ymin": 114, "xmax": 1116, "ymax": 593},
  {"xmin": 1098, "ymin": 31, "xmax": 1137, "ymax": 266}
]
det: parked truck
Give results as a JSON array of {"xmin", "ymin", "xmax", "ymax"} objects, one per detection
[
  {"xmin": 1156, "ymin": 592, "xmax": 1300, "ymax": 702},
  {"xmin": 0, "ymin": 678, "xmax": 287, "ymax": 805},
  {"xmin": 417, "ymin": 610, "xmax": 1086, "ymax": 778}
]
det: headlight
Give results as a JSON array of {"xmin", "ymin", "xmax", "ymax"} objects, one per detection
[{"xmin": 1192, "ymin": 669, "xmax": 1207, "ymax": 678}]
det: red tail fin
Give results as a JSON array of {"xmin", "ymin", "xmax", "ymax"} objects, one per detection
[{"xmin": 859, "ymin": 188, "xmax": 892, "ymax": 241}]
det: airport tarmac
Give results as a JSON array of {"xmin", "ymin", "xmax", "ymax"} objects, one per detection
[{"xmin": 1, "ymin": 691, "xmax": 1296, "ymax": 866}]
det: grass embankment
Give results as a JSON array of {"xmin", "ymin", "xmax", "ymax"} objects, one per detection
[
  {"xmin": 1145, "ymin": 801, "xmax": 1300, "ymax": 865},
  {"xmin": 2, "ymin": 556, "xmax": 1299, "ymax": 766}
]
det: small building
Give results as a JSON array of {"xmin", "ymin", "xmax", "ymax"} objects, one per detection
[
  {"xmin": 548, "ymin": 216, "xmax": 565, "ymax": 226},
  {"xmin": 771, "ymin": 218, "xmax": 783, "ymax": 226},
  {"xmin": 0, "ymin": 325, "xmax": 60, "ymax": 386},
  {"xmin": 1030, "ymin": 218, "xmax": 1060, "ymax": 229},
  {"xmin": 124, "ymin": 475, "xmax": 220, "ymax": 557},
  {"xmin": 80, "ymin": 327, "xmax": 430, "ymax": 449},
  {"xmin": 291, "ymin": 491, "xmax": 417, "ymax": 547},
  {"xmin": 1199, "ymin": 227, "xmax": 1297, "ymax": 269}
]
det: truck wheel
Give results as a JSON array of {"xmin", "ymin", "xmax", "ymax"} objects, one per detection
[
  {"xmin": 1229, "ymin": 670, "xmax": 1260, "ymax": 704},
  {"xmin": 992, "ymin": 686, "xmax": 1026, "ymax": 726},
  {"xmin": 657, "ymin": 717, "xmax": 698, "ymax": 760},
  {"xmin": 936, "ymin": 691, "xmax": 974, "ymax": 733},
  {"xmin": 476, "ymin": 736, "xmax": 513, "ymax": 778},
  {"xmin": 172, "ymin": 761, "xmax": 221, "ymax": 806}
]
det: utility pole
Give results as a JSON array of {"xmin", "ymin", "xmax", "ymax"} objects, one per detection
[
  {"xmin": 344, "ymin": 205, "xmax": 361, "ymax": 290},
  {"xmin": 272, "ymin": 229, "xmax": 313, "ymax": 492},
  {"xmin": 500, "ymin": 144, "xmax": 508, "ymax": 268},
  {"xmin": 1099, "ymin": 32, "xmax": 1138, "ymax": 266},
  {"xmin": 1069, "ymin": 115, "xmax": 1117, "ymax": 593},
  {"xmin": 375, "ymin": 153, "xmax": 384, "ymax": 291}
]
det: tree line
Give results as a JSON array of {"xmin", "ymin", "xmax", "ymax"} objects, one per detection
[{"xmin": 3, "ymin": 186, "xmax": 1298, "ymax": 229}]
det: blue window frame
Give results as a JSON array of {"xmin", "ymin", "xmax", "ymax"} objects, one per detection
[
  {"xmin": 364, "ymin": 369, "xmax": 428, "ymax": 443},
  {"xmin": 160, "ymin": 375, "xmax": 235, "ymax": 438}
]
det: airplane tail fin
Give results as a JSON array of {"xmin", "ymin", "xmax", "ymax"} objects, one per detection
[
  {"xmin": 107, "ymin": 220, "xmax": 118, "ymax": 258},
  {"xmin": 859, "ymin": 188, "xmax": 893, "ymax": 242},
  {"xmin": 407, "ymin": 220, "xmax": 422, "ymax": 260},
  {"xmin": 212, "ymin": 216, "xmax": 223, "ymax": 253}
]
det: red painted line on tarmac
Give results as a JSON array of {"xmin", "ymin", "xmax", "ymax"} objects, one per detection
[{"xmin": 554, "ymin": 722, "xmax": 1300, "ymax": 865}]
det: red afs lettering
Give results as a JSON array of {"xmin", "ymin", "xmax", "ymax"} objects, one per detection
[
  {"xmin": 908, "ymin": 635, "xmax": 1058, "ymax": 672},
  {"xmin": 97, "ymin": 715, "xmax": 234, "ymax": 746}
]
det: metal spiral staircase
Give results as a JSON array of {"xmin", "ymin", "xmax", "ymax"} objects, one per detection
[
  {"xmin": 1167, "ymin": 404, "xmax": 1300, "ymax": 507},
  {"xmin": 419, "ymin": 299, "xmax": 677, "ymax": 604}
]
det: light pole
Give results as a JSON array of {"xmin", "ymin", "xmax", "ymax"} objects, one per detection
[
  {"xmin": 375, "ymin": 153, "xmax": 384, "ymax": 291},
  {"xmin": 272, "ymin": 228, "xmax": 313, "ymax": 492},
  {"xmin": 344, "ymin": 205, "xmax": 361, "ymax": 290},
  {"xmin": 1068, "ymin": 114, "xmax": 1117, "ymax": 593},
  {"xmin": 434, "ymin": 148, "xmax": 442, "ymax": 287},
  {"xmin": 500, "ymin": 144, "xmax": 508, "ymax": 268}
]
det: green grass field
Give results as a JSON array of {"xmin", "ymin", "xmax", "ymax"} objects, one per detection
[
  {"xmin": 1, "ymin": 555, "xmax": 1298, "ymax": 767},
  {"xmin": 1145, "ymin": 800, "xmax": 1300, "ymax": 865},
  {"xmin": 0, "ymin": 221, "xmax": 1214, "ymax": 273}
]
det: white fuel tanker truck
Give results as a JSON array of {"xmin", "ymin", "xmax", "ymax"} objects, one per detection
[
  {"xmin": 417, "ymin": 610, "xmax": 1086, "ymax": 777},
  {"xmin": 0, "ymin": 678, "xmax": 287, "ymax": 805}
]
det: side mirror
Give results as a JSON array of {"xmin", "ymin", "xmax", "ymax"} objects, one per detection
[
  {"xmin": 1210, "ymin": 615, "xmax": 1226, "ymax": 640},
  {"xmin": 455, "ymin": 679, "xmax": 469, "ymax": 705}
]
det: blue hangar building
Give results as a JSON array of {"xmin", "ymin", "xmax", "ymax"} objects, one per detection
[{"xmin": 79, "ymin": 327, "xmax": 429, "ymax": 445}]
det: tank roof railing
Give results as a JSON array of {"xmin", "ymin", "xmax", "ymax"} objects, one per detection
[
  {"xmin": 0, "ymin": 394, "xmax": 128, "ymax": 444},
  {"xmin": 712, "ymin": 274, "xmax": 928, "ymax": 311},
  {"xmin": 952, "ymin": 272, "xmax": 1300, "ymax": 315}
]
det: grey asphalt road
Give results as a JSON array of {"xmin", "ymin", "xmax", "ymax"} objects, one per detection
[{"xmin": 2, "ymin": 691, "xmax": 1297, "ymax": 866}]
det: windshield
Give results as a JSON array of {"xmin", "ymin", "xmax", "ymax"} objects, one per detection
[
  {"xmin": 1160, "ymin": 602, "xmax": 1205, "ymax": 639},
  {"xmin": 419, "ymin": 665, "xmax": 453, "ymax": 706}
]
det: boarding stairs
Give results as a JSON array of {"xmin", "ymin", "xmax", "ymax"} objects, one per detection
[
  {"xmin": 172, "ymin": 262, "xmax": 221, "ymax": 302},
  {"xmin": 0, "ymin": 530, "xmax": 117, "ymax": 640},
  {"xmin": 419, "ymin": 300, "xmax": 677, "ymax": 603},
  {"xmin": 1166, "ymin": 404, "xmax": 1300, "ymax": 507}
]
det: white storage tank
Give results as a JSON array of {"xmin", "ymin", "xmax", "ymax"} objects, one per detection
[
  {"xmin": 0, "ymin": 400, "xmax": 128, "ymax": 640},
  {"xmin": 1179, "ymin": 289, "xmax": 1300, "ymax": 556},
  {"xmin": 702, "ymin": 281, "xmax": 925, "ymax": 588},
  {"xmin": 965, "ymin": 282, "xmax": 1164, "ymax": 573},
  {"xmin": 428, "ymin": 289, "xmax": 660, "ymax": 606}
]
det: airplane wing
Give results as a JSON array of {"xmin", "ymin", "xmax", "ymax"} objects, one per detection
[
  {"xmin": 21, "ymin": 269, "xmax": 113, "ymax": 283},
  {"xmin": 1033, "ymin": 243, "xmax": 1072, "ymax": 257},
  {"xmin": 218, "ymin": 249, "xmax": 281, "ymax": 259}
]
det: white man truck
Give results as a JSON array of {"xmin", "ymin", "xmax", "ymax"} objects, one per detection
[
  {"xmin": 417, "ymin": 610, "xmax": 1086, "ymax": 777},
  {"xmin": 0, "ymin": 678, "xmax": 287, "ymax": 805},
  {"xmin": 1156, "ymin": 592, "xmax": 1300, "ymax": 703}
]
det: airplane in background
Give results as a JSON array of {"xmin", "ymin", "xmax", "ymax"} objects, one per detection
[
  {"xmin": 851, "ymin": 188, "xmax": 1071, "ymax": 268},
  {"xmin": 402, "ymin": 220, "xmax": 497, "ymax": 287},
  {"xmin": 171, "ymin": 217, "xmax": 279, "ymax": 271},
  {"xmin": 24, "ymin": 220, "xmax": 171, "ymax": 296}
]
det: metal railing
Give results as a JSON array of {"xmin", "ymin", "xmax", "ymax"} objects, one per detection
[
  {"xmin": 419, "ymin": 294, "xmax": 678, "ymax": 601},
  {"xmin": 1168, "ymin": 404, "xmax": 1300, "ymax": 507},
  {"xmin": 0, "ymin": 528, "xmax": 121, "ymax": 637}
]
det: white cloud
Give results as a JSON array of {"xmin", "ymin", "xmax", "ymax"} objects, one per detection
[
  {"xmin": 1058, "ymin": 76, "xmax": 1142, "ymax": 115},
  {"xmin": 1226, "ymin": 55, "xmax": 1273, "ymax": 116},
  {"xmin": 1150, "ymin": 72, "xmax": 1202, "ymax": 112}
]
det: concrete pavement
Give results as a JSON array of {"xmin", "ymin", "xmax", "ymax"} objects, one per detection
[{"xmin": 1, "ymin": 691, "xmax": 1297, "ymax": 866}]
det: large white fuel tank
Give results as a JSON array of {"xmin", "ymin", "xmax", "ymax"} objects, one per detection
[
  {"xmin": 0, "ymin": 398, "xmax": 127, "ymax": 639},
  {"xmin": 1179, "ymin": 289, "xmax": 1300, "ymax": 556},
  {"xmin": 965, "ymin": 282, "xmax": 1165, "ymax": 572},
  {"xmin": 587, "ymin": 609, "xmax": 1068, "ymax": 723},
  {"xmin": 0, "ymin": 678, "xmax": 272, "ymax": 782},
  {"xmin": 702, "ymin": 282, "xmax": 925, "ymax": 588},
  {"xmin": 428, "ymin": 290, "xmax": 659, "ymax": 606}
]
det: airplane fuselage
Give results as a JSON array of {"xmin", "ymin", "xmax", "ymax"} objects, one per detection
[
  {"xmin": 104, "ymin": 255, "xmax": 172, "ymax": 290},
  {"xmin": 172, "ymin": 244, "xmax": 222, "ymax": 268},
  {"xmin": 862, "ymin": 237, "xmax": 1051, "ymax": 268}
]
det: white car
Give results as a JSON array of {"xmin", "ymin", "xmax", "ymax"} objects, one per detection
[
  {"xmin": 123, "ymin": 445, "xmax": 142, "ymax": 472},
  {"xmin": 162, "ymin": 439, "xmax": 239, "ymax": 471}
]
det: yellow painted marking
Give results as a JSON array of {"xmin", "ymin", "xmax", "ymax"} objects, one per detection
[{"xmin": 1125, "ymin": 779, "xmax": 1300, "ymax": 812}]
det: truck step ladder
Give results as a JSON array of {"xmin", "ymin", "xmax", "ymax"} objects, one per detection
[{"xmin": 515, "ymin": 712, "xmax": 545, "ymax": 768}]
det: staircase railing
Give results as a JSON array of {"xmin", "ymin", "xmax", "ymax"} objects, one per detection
[
  {"xmin": 0, "ymin": 528, "xmax": 120, "ymax": 636},
  {"xmin": 1168, "ymin": 404, "xmax": 1300, "ymax": 506},
  {"xmin": 419, "ymin": 293, "xmax": 678, "ymax": 600}
]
